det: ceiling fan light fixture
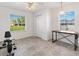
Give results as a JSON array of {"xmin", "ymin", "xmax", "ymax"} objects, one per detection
[{"xmin": 27, "ymin": 2, "xmax": 37, "ymax": 11}]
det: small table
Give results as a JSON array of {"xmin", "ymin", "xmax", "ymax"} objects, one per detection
[{"xmin": 52, "ymin": 30, "xmax": 78, "ymax": 51}]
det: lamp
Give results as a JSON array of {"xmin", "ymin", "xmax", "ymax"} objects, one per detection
[
  {"xmin": 60, "ymin": 2, "xmax": 65, "ymax": 15},
  {"xmin": 60, "ymin": 11, "xmax": 65, "ymax": 15},
  {"xmin": 59, "ymin": 2, "xmax": 68, "ymax": 30}
]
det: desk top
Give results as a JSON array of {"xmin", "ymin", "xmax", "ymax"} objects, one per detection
[
  {"xmin": 60, "ymin": 30, "xmax": 75, "ymax": 33},
  {"xmin": 52, "ymin": 30, "xmax": 78, "ymax": 35}
]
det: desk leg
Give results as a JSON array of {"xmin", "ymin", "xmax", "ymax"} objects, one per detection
[
  {"xmin": 56, "ymin": 32, "xmax": 57, "ymax": 41},
  {"xmin": 52, "ymin": 32, "xmax": 57, "ymax": 43},
  {"xmin": 74, "ymin": 34, "xmax": 78, "ymax": 51},
  {"xmin": 52, "ymin": 32, "xmax": 54, "ymax": 42}
]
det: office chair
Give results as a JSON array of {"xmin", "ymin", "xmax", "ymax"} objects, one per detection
[{"xmin": 0, "ymin": 31, "xmax": 17, "ymax": 56}]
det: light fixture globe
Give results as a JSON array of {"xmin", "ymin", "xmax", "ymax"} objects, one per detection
[
  {"xmin": 26, "ymin": 2, "xmax": 37, "ymax": 11},
  {"xmin": 60, "ymin": 11, "xmax": 65, "ymax": 15}
]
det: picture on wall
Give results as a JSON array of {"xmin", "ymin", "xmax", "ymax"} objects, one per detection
[{"xmin": 10, "ymin": 14, "xmax": 25, "ymax": 31}]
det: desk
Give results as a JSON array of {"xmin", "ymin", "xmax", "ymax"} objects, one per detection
[{"xmin": 52, "ymin": 30, "xmax": 78, "ymax": 51}]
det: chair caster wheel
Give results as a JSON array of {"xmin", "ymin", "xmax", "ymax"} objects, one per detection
[
  {"xmin": 13, "ymin": 46, "xmax": 17, "ymax": 50},
  {"xmin": 0, "ymin": 47, "xmax": 3, "ymax": 49},
  {"xmin": 11, "ymin": 53, "xmax": 14, "ymax": 56},
  {"xmin": 2, "ymin": 44, "xmax": 6, "ymax": 46},
  {"xmin": 7, "ymin": 53, "xmax": 14, "ymax": 56}
]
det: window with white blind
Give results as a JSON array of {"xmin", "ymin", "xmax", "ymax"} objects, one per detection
[{"xmin": 59, "ymin": 11, "xmax": 75, "ymax": 30}]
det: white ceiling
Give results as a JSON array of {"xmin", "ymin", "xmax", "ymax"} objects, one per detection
[
  {"xmin": 0, "ymin": 2, "xmax": 61, "ymax": 12},
  {"xmin": 0, "ymin": 2, "xmax": 76, "ymax": 13}
]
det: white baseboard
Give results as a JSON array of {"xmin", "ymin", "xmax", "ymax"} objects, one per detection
[{"xmin": 33, "ymin": 33, "xmax": 48, "ymax": 40}]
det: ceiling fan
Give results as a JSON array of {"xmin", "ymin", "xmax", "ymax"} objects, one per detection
[{"xmin": 26, "ymin": 2, "xmax": 37, "ymax": 10}]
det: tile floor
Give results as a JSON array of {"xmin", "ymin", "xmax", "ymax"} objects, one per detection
[{"xmin": 0, "ymin": 36, "xmax": 79, "ymax": 56}]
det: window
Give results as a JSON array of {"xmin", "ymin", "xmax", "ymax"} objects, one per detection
[
  {"xmin": 59, "ymin": 11, "xmax": 75, "ymax": 30},
  {"xmin": 10, "ymin": 14, "xmax": 25, "ymax": 31}
]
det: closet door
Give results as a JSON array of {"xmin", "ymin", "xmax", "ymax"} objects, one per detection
[{"xmin": 35, "ymin": 13, "xmax": 47, "ymax": 36}]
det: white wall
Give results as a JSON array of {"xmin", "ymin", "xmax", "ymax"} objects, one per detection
[{"xmin": 0, "ymin": 7, "xmax": 34, "ymax": 41}]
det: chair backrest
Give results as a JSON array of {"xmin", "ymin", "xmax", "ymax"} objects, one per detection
[{"xmin": 4, "ymin": 31, "xmax": 11, "ymax": 38}]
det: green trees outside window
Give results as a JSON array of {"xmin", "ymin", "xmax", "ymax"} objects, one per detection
[{"xmin": 10, "ymin": 14, "xmax": 25, "ymax": 31}]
